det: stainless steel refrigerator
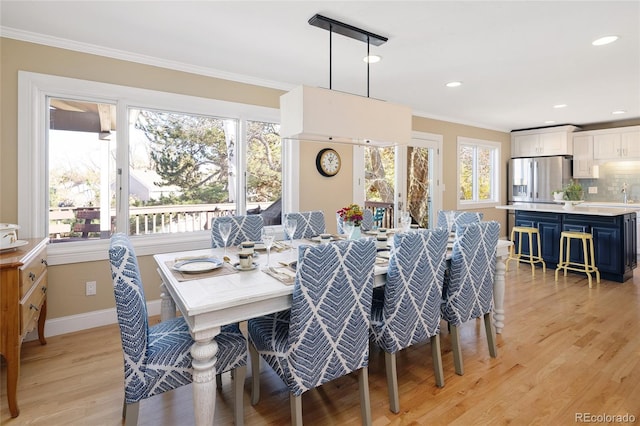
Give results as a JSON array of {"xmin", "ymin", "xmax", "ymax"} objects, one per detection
[{"xmin": 507, "ymin": 156, "xmax": 572, "ymax": 233}]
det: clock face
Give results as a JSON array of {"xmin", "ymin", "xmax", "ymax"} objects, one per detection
[{"xmin": 316, "ymin": 148, "xmax": 341, "ymax": 177}]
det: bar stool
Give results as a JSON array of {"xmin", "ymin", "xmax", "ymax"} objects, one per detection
[
  {"xmin": 555, "ymin": 231, "xmax": 601, "ymax": 288},
  {"xmin": 506, "ymin": 226, "xmax": 546, "ymax": 275}
]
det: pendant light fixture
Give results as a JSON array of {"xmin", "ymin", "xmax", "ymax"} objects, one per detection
[{"xmin": 280, "ymin": 14, "xmax": 411, "ymax": 147}]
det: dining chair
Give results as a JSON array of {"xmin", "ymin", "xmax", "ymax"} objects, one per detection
[
  {"xmin": 369, "ymin": 228, "xmax": 448, "ymax": 413},
  {"xmin": 336, "ymin": 209, "xmax": 374, "ymax": 233},
  {"xmin": 248, "ymin": 239, "xmax": 376, "ymax": 425},
  {"xmin": 284, "ymin": 210, "xmax": 326, "ymax": 238},
  {"xmin": 372, "ymin": 207, "xmax": 386, "ymax": 228},
  {"xmin": 436, "ymin": 210, "xmax": 483, "ymax": 232},
  {"xmin": 211, "ymin": 214, "xmax": 264, "ymax": 247},
  {"xmin": 109, "ymin": 233, "xmax": 248, "ymax": 426},
  {"xmin": 441, "ymin": 221, "xmax": 500, "ymax": 376}
]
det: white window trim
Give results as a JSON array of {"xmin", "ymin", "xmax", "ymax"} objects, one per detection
[
  {"xmin": 18, "ymin": 71, "xmax": 283, "ymax": 265},
  {"xmin": 456, "ymin": 136, "xmax": 501, "ymax": 210}
]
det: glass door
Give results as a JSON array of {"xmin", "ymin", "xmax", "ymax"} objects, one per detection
[
  {"xmin": 356, "ymin": 132, "xmax": 442, "ymax": 229},
  {"xmin": 397, "ymin": 133, "xmax": 442, "ymax": 228}
]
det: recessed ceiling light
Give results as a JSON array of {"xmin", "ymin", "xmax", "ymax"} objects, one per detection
[
  {"xmin": 592, "ymin": 35, "xmax": 619, "ymax": 46},
  {"xmin": 612, "ymin": 110, "xmax": 627, "ymax": 115},
  {"xmin": 445, "ymin": 81, "xmax": 462, "ymax": 88},
  {"xmin": 553, "ymin": 104, "xmax": 567, "ymax": 109},
  {"xmin": 363, "ymin": 55, "xmax": 381, "ymax": 63},
  {"xmin": 545, "ymin": 120, "xmax": 556, "ymax": 124}
]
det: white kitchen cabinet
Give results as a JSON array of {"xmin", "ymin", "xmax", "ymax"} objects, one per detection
[
  {"xmin": 593, "ymin": 126, "xmax": 640, "ymax": 160},
  {"xmin": 572, "ymin": 134, "xmax": 599, "ymax": 178},
  {"xmin": 511, "ymin": 125, "xmax": 578, "ymax": 158}
]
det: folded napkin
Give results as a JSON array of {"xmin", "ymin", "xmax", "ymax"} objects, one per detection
[{"xmin": 262, "ymin": 266, "xmax": 296, "ymax": 285}]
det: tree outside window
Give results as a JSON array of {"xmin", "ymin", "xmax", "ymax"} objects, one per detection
[{"xmin": 458, "ymin": 137, "xmax": 500, "ymax": 206}]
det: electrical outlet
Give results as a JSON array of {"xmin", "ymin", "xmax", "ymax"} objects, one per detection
[
  {"xmin": 86, "ymin": 281, "xmax": 97, "ymax": 296},
  {"xmin": 588, "ymin": 186, "xmax": 598, "ymax": 194}
]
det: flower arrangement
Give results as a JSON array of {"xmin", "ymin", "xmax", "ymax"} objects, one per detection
[{"xmin": 337, "ymin": 204, "xmax": 364, "ymax": 226}]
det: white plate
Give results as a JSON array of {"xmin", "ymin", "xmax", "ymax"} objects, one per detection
[
  {"xmin": 0, "ymin": 240, "xmax": 29, "ymax": 251},
  {"xmin": 377, "ymin": 251, "xmax": 390, "ymax": 259},
  {"xmin": 234, "ymin": 262, "xmax": 258, "ymax": 271},
  {"xmin": 254, "ymin": 242, "xmax": 267, "ymax": 251},
  {"xmin": 173, "ymin": 258, "xmax": 223, "ymax": 273},
  {"xmin": 310, "ymin": 236, "xmax": 336, "ymax": 242}
]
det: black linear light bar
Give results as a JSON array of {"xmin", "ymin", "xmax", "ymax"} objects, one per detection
[{"xmin": 308, "ymin": 14, "xmax": 388, "ymax": 46}]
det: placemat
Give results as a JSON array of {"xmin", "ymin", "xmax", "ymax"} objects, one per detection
[{"xmin": 165, "ymin": 260, "xmax": 238, "ymax": 282}]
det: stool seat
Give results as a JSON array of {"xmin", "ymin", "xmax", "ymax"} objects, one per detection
[
  {"xmin": 555, "ymin": 231, "xmax": 601, "ymax": 287},
  {"xmin": 506, "ymin": 226, "xmax": 546, "ymax": 275}
]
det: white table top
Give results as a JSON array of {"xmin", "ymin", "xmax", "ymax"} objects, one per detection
[
  {"xmin": 154, "ymin": 238, "xmax": 511, "ymax": 335},
  {"xmin": 496, "ymin": 202, "xmax": 640, "ymax": 216}
]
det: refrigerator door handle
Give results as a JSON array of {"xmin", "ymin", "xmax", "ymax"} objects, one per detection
[{"xmin": 532, "ymin": 160, "xmax": 538, "ymax": 199}]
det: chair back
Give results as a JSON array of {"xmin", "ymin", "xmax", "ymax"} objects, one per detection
[
  {"xmin": 437, "ymin": 210, "xmax": 483, "ymax": 232},
  {"xmin": 442, "ymin": 221, "xmax": 500, "ymax": 326},
  {"xmin": 288, "ymin": 239, "xmax": 376, "ymax": 395},
  {"xmin": 109, "ymin": 233, "xmax": 150, "ymax": 390},
  {"xmin": 373, "ymin": 229, "xmax": 448, "ymax": 353},
  {"xmin": 211, "ymin": 214, "xmax": 264, "ymax": 247},
  {"xmin": 284, "ymin": 211, "xmax": 325, "ymax": 239}
]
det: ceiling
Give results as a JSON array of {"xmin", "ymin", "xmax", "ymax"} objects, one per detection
[{"xmin": 2, "ymin": 1, "xmax": 639, "ymax": 132}]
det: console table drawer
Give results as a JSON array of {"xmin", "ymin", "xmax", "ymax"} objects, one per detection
[
  {"xmin": 19, "ymin": 245, "xmax": 47, "ymax": 298},
  {"xmin": 20, "ymin": 271, "xmax": 47, "ymax": 338}
]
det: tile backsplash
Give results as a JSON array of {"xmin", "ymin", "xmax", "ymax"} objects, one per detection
[{"xmin": 577, "ymin": 161, "xmax": 640, "ymax": 203}]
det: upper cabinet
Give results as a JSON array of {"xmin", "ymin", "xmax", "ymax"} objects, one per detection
[
  {"xmin": 511, "ymin": 125, "xmax": 579, "ymax": 158},
  {"xmin": 572, "ymin": 134, "xmax": 599, "ymax": 179},
  {"xmin": 592, "ymin": 126, "xmax": 640, "ymax": 160}
]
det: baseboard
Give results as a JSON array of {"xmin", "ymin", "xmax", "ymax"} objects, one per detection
[{"xmin": 24, "ymin": 299, "xmax": 162, "ymax": 341}]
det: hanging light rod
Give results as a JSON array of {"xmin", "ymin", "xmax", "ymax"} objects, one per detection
[{"xmin": 308, "ymin": 14, "xmax": 388, "ymax": 46}]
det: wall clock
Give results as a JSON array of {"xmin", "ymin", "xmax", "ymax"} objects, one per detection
[{"xmin": 316, "ymin": 148, "xmax": 341, "ymax": 177}]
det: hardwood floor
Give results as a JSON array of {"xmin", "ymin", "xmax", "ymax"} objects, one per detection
[{"xmin": 2, "ymin": 267, "xmax": 639, "ymax": 425}]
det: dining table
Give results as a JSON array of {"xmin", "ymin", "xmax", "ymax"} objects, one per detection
[{"xmin": 153, "ymin": 237, "xmax": 512, "ymax": 426}]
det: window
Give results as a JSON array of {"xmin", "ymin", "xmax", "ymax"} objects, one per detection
[
  {"xmin": 457, "ymin": 137, "xmax": 501, "ymax": 208},
  {"xmin": 19, "ymin": 72, "xmax": 282, "ymax": 264}
]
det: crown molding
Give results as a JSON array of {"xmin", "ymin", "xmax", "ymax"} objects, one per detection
[{"xmin": 1, "ymin": 26, "xmax": 294, "ymax": 92}]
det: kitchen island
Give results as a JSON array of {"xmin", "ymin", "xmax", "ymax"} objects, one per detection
[{"xmin": 497, "ymin": 203, "xmax": 639, "ymax": 282}]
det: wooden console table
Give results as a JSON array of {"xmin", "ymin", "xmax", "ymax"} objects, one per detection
[{"xmin": 0, "ymin": 238, "xmax": 49, "ymax": 417}]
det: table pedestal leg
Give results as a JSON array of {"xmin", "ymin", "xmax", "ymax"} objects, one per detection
[
  {"xmin": 493, "ymin": 255, "xmax": 507, "ymax": 334},
  {"xmin": 191, "ymin": 328, "xmax": 219, "ymax": 426}
]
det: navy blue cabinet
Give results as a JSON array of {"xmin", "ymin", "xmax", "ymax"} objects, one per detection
[{"xmin": 515, "ymin": 210, "xmax": 636, "ymax": 282}]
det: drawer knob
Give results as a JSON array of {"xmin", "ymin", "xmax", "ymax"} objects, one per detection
[
  {"xmin": 29, "ymin": 304, "xmax": 39, "ymax": 312},
  {"xmin": 29, "ymin": 272, "xmax": 36, "ymax": 281},
  {"xmin": 41, "ymin": 258, "xmax": 48, "ymax": 266},
  {"xmin": 41, "ymin": 286, "xmax": 47, "ymax": 294}
]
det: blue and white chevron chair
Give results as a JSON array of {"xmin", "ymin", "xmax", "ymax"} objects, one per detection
[
  {"xmin": 370, "ymin": 228, "xmax": 449, "ymax": 413},
  {"xmin": 436, "ymin": 210, "xmax": 484, "ymax": 232},
  {"xmin": 211, "ymin": 214, "xmax": 264, "ymax": 247},
  {"xmin": 441, "ymin": 221, "xmax": 500, "ymax": 376},
  {"xmin": 336, "ymin": 209, "xmax": 374, "ymax": 234},
  {"xmin": 284, "ymin": 210, "xmax": 326, "ymax": 239},
  {"xmin": 248, "ymin": 239, "xmax": 376, "ymax": 425},
  {"xmin": 109, "ymin": 233, "xmax": 248, "ymax": 426}
]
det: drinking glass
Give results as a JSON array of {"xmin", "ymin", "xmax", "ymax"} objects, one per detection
[
  {"xmin": 400, "ymin": 211, "xmax": 411, "ymax": 232},
  {"xmin": 343, "ymin": 221, "xmax": 354, "ymax": 239},
  {"xmin": 284, "ymin": 218, "xmax": 297, "ymax": 252},
  {"xmin": 218, "ymin": 222, "xmax": 232, "ymax": 256},
  {"xmin": 261, "ymin": 228, "xmax": 275, "ymax": 268}
]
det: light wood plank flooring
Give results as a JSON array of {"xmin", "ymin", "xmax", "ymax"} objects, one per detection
[{"xmin": 2, "ymin": 267, "xmax": 639, "ymax": 425}]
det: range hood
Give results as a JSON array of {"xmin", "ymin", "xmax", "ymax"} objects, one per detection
[{"xmin": 280, "ymin": 85, "xmax": 412, "ymax": 147}]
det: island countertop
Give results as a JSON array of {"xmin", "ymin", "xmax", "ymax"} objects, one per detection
[{"xmin": 496, "ymin": 202, "xmax": 640, "ymax": 216}]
